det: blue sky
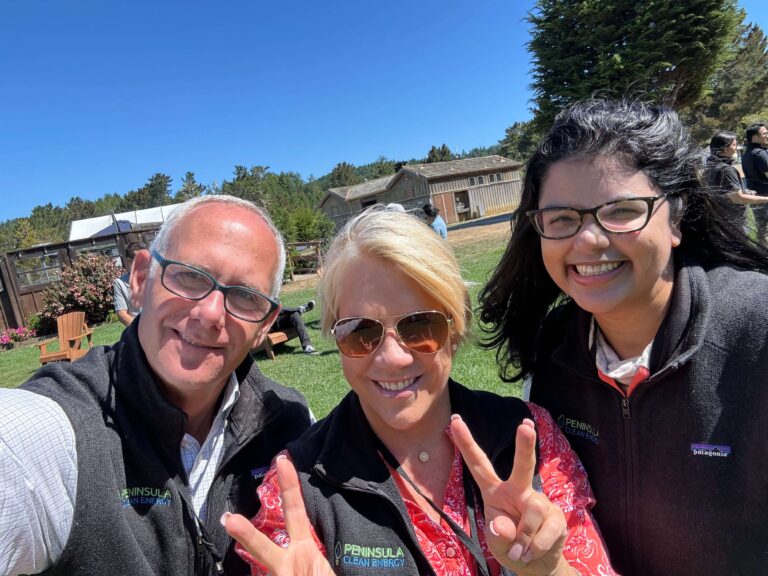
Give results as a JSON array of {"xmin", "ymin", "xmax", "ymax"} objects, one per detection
[{"xmin": 1, "ymin": 0, "xmax": 766, "ymax": 223}]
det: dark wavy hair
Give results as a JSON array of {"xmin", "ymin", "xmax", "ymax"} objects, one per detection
[{"xmin": 479, "ymin": 99, "xmax": 768, "ymax": 382}]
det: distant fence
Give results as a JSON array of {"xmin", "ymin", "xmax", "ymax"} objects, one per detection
[
  {"xmin": 0, "ymin": 232, "xmax": 327, "ymax": 330},
  {"xmin": 0, "ymin": 229, "xmax": 159, "ymax": 330},
  {"xmin": 284, "ymin": 241, "xmax": 325, "ymax": 281}
]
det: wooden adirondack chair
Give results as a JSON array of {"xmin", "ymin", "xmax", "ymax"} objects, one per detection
[{"xmin": 38, "ymin": 311, "xmax": 94, "ymax": 364}]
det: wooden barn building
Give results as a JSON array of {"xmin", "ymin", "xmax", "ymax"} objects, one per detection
[{"xmin": 318, "ymin": 155, "xmax": 524, "ymax": 228}]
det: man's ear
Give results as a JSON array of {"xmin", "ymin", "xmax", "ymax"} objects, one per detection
[
  {"xmin": 251, "ymin": 305, "xmax": 281, "ymax": 350},
  {"xmin": 129, "ymin": 249, "xmax": 152, "ymax": 310}
]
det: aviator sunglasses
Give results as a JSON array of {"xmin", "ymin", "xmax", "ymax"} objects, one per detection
[{"xmin": 331, "ymin": 310, "xmax": 453, "ymax": 358}]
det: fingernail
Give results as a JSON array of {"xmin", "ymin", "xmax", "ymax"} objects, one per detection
[
  {"xmin": 450, "ymin": 414, "xmax": 461, "ymax": 421},
  {"xmin": 508, "ymin": 542, "xmax": 524, "ymax": 562},
  {"xmin": 220, "ymin": 511, "xmax": 232, "ymax": 527},
  {"xmin": 276, "ymin": 454, "xmax": 287, "ymax": 461},
  {"xmin": 522, "ymin": 418, "xmax": 535, "ymax": 429},
  {"xmin": 521, "ymin": 550, "xmax": 534, "ymax": 563},
  {"xmin": 488, "ymin": 519, "xmax": 500, "ymax": 536}
]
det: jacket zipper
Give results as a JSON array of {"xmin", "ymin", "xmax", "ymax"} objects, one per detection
[{"xmin": 621, "ymin": 395, "xmax": 635, "ymax": 570}]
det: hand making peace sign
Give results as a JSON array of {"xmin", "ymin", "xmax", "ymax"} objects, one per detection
[
  {"xmin": 449, "ymin": 414, "xmax": 576, "ymax": 576},
  {"xmin": 221, "ymin": 455, "xmax": 335, "ymax": 576}
]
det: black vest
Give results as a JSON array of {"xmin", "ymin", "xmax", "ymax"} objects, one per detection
[
  {"xmin": 22, "ymin": 321, "xmax": 311, "ymax": 576},
  {"xmin": 286, "ymin": 380, "xmax": 533, "ymax": 576}
]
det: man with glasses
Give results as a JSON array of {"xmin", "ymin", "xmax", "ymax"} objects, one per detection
[
  {"xmin": 743, "ymin": 123, "xmax": 768, "ymax": 242},
  {"xmin": 0, "ymin": 195, "xmax": 312, "ymax": 576}
]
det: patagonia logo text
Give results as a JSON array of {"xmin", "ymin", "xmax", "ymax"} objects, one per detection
[
  {"xmin": 251, "ymin": 466, "xmax": 269, "ymax": 480},
  {"xmin": 557, "ymin": 415, "xmax": 599, "ymax": 444},
  {"xmin": 334, "ymin": 541, "xmax": 406, "ymax": 569},
  {"xmin": 120, "ymin": 486, "xmax": 172, "ymax": 507},
  {"xmin": 691, "ymin": 443, "xmax": 731, "ymax": 458}
]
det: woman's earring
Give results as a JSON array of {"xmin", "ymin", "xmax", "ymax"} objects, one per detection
[{"xmin": 451, "ymin": 343, "xmax": 458, "ymax": 352}]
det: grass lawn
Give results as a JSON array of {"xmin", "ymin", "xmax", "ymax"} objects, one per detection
[{"xmin": 0, "ymin": 224, "xmax": 521, "ymax": 418}]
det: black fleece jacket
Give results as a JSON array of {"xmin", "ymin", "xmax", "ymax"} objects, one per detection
[
  {"xmin": 22, "ymin": 320, "xmax": 311, "ymax": 576},
  {"xmin": 285, "ymin": 380, "xmax": 534, "ymax": 576},
  {"xmin": 530, "ymin": 257, "xmax": 768, "ymax": 575}
]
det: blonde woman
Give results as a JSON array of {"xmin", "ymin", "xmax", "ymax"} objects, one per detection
[{"xmin": 224, "ymin": 208, "xmax": 615, "ymax": 576}]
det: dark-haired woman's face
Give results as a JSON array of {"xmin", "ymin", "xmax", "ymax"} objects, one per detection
[{"xmin": 538, "ymin": 155, "xmax": 681, "ymax": 325}]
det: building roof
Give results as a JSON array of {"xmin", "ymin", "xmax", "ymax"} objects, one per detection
[
  {"xmin": 321, "ymin": 174, "xmax": 400, "ymax": 206},
  {"xmin": 400, "ymin": 155, "xmax": 522, "ymax": 179},
  {"xmin": 68, "ymin": 203, "xmax": 182, "ymax": 241},
  {"xmin": 321, "ymin": 155, "xmax": 524, "ymax": 205}
]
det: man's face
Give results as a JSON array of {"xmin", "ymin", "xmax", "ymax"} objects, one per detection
[
  {"xmin": 130, "ymin": 204, "xmax": 280, "ymax": 402},
  {"xmin": 752, "ymin": 126, "xmax": 768, "ymax": 146}
]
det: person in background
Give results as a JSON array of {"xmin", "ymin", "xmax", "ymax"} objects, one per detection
[
  {"xmin": 0, "ymin": 195, "xmax": 312, "ymax": 576},
  {"xmin": 224, "ymin": 208, "xmax": 616, "ymax": 576},
  {"xmin": 479, "ymin": 99, "xmax": 768, "ymax": 575},
  {"xmin": 270, "ymin": 300, "xmax": 318, "ymax": 354},
  {"xmin": 742, "ymin": 123, "xmax": 768, "ymax": 243},
  {"xmin": 702, "ymin": 130, "xmax": 768, "ymax": 231},
  {"xmin": 423, "ymin": 203, "xmax": 448, "ymax": 239},
  {"xmin": 113, "ymin": 240, "xmax": 147, "ymax": 326}
]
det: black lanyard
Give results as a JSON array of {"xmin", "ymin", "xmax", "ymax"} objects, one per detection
[{"xmin": 377, "ymin": 444, "xmax": 492, "ymax": 576}]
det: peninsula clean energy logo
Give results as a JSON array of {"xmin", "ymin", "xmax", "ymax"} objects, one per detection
[
  {"xmin": 334, "ymin": 540, "xmax": 406, "ymax": 569},
  {"xmin": 120, "ymin": 486, "xmax": 172, "ymax": 507},
  {"xmin": 690, "ymin": 443, "xmax": 731, "ymax": 458},
  {"xmin": 557, "ymin": 414, "xmax": 599, "ymax": 444}
]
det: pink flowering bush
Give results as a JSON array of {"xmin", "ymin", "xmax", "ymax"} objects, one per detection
[
  {"xmin": 0, "ymin": 326, "xmax": 37, "ymax": 347},
  {"xmin": 40, "ymin": 253, "xmax": 123, "ymax": 325}
]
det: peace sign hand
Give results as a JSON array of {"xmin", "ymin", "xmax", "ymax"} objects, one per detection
[
  {"xmin": 449, "ymin": 415, "xmax": 574, "ymax": 576},
  {"xmin": 221, "ymin": 455, "xmax": 335, "ymax": 576}
]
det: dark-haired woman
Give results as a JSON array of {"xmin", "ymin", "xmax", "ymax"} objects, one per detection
[
  {"xmin": 480, "ymin": 99, "xmax": 768, "ymax": 576},
  {"xmin": 703, "ymin": 130, "xmax": 768, "ymax": 231}
]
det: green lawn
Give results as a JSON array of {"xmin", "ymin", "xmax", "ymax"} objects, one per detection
[{"xmin": 0, "ymin": 231, "xmax": 520, "ymax": 418}]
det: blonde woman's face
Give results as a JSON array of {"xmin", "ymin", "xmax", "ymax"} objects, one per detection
[{"xmin": 335, "ymin": 256, "xmax": 454, "ymax": 441}]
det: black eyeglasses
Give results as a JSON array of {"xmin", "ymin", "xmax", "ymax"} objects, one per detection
[
  {"xmin": 331, "ymin": 311, "xmax": 453, "ymax": 358},
  {"xmin": 526, "ymin": 195, "xmax": 674, "ymax": 240},
  {"xmin": 150, "ymin": 250, "xmax": 279, "ymax": 323}
]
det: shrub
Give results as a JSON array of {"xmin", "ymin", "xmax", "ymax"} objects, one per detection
[
  {"xmin": 40, "ymin": 253, "xmax": 123, "ymax": 325},
  {"xmin": 0, "ymin": 326, "xmax": 37, "ymax": 348},
  {"xmin": 26, "ymin": 312, "xmax": 55, "ymax": 336}
]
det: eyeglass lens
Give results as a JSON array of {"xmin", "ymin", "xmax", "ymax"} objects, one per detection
[
  {"xmin": 535, "ymin": 198, "xmax": 651, "ymax": 238},
  {"xmin": 333, "ymin": 311, "xmax": 450, "ymax": 358},
  {"xmin": 162, "ymin": 262, "xmax": 273, "ymax": 321}
]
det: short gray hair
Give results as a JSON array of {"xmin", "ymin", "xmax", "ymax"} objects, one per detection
[{"xmin": 149, "ymin": 195, "xmax": 286, "ymax": 297}]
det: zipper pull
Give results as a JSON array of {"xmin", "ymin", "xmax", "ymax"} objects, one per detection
[
  {"xmin": 197, "ymin": 534, "xmax": 206, "ymax": 557},
  {"xmin": 622, "ymin": 397, "xmax": 631, "ymax": 420}
]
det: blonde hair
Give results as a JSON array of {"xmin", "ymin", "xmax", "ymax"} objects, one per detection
[{"xmin": 319, "ymin": 207, "xmax": 471, "ymax": 341}]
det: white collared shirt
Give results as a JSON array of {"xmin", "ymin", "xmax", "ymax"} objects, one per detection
[
  {"xmin": 180, "ymin": 373, "xmax": 240, "ymax": 521},
  {"xmin": 0, "ymin": 373, "xmax": 240, "ymax": 575}
]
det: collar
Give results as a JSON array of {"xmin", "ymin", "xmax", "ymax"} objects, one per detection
[
  {"xmin": 112, "ymin": 321, "xmax": 281, "ymax": 476},
  {"xmin": 549, "ymin": 253, "xmax": 708, "ymax": 385},
  {"xmin": 305, "ymin": 380, "xmax": 524, "ymax": 488}
]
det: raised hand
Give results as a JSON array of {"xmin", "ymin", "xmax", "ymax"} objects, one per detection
[
  {"xmin": 221, "ymin": 455, "xmax": 335, "ymax": 576},
  {"xmin": 449, "ymin": 415, "xmax": 573, "ymax": 576}
]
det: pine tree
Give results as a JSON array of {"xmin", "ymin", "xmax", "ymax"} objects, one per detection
[
  {"xmin": 426, "ymin": 144, "xmax": 453, "ymax": 163},
  {"xmin": 175, "ymin": 172, "xmax": 208, "ymax": 201},
  {"xmin": 527, "ymin": 0, "xmax": 741, "ymax": 130}
]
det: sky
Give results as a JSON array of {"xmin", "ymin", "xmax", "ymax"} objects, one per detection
[{"xmin": 1, "ymin": 0, "xmax": 766, "ymax": 223}]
